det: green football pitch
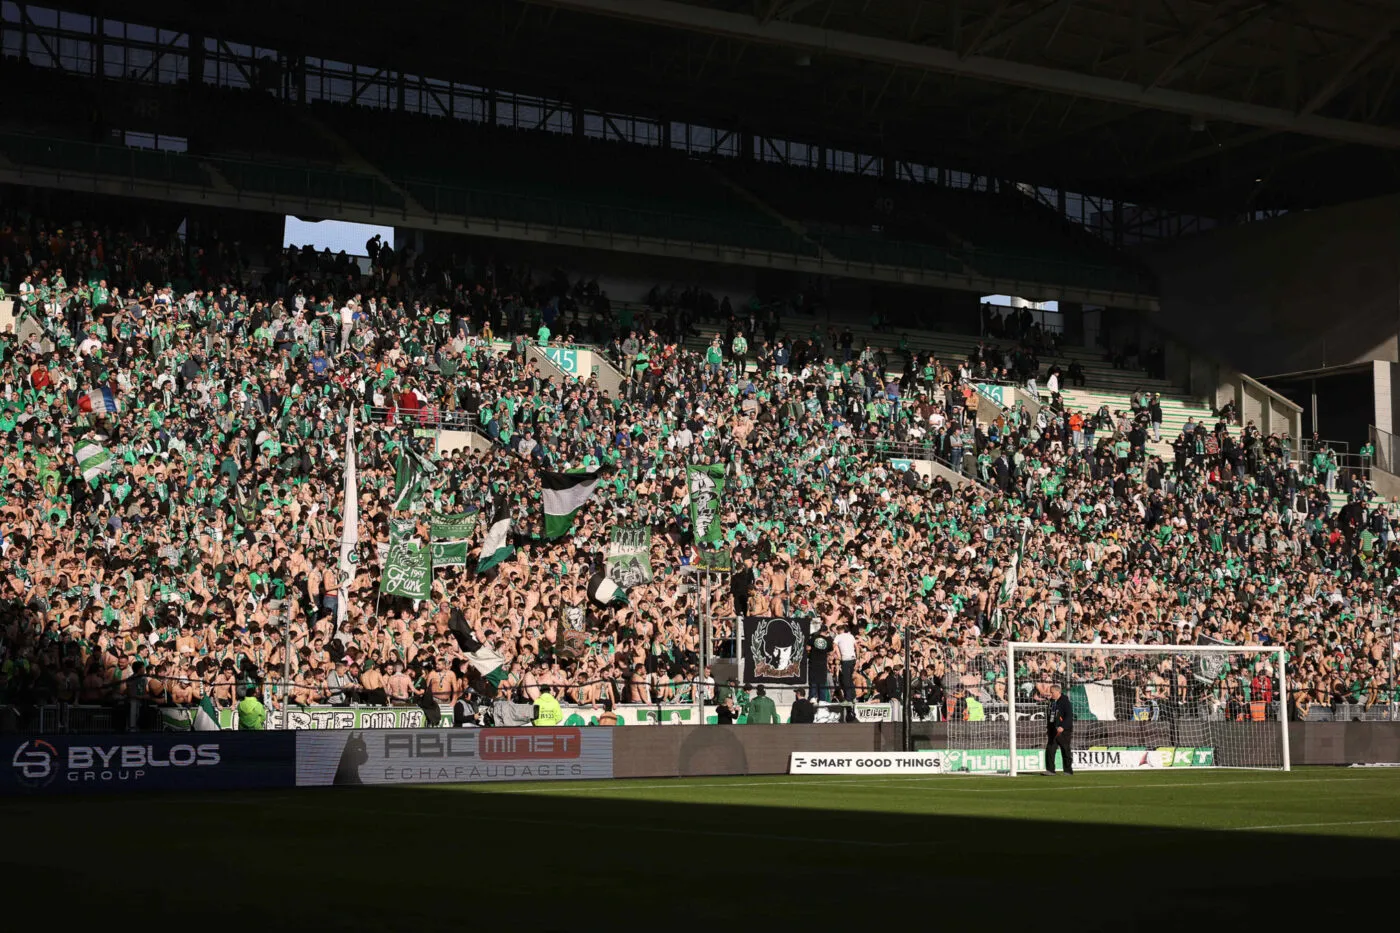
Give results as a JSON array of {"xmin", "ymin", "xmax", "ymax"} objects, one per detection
[{"xmin": 3, "ymin": 768, "xmax": 1398, "ymax": 930}]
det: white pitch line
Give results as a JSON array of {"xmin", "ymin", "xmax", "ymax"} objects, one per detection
[
  {"xmin": 482, "ymin": 775, "xmax": 954, "ymax": 794},
  {"xmin": 1232, "ymin": 818, "xmax": 1400, "ymax": 832},
  {"xmin": 904, "ymin": 775, "xmax": 1384, "ymax": 794},
  {"xmin": 481, "ymin": 774, "xmax": 1385, "ymax": 796}
]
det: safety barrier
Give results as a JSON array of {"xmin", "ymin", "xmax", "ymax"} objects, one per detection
[{"xmin": 4, "ymin": 722, "xmax": 1399, "ymax": 795}]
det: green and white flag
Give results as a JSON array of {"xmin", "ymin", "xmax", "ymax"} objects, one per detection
[
  {"xmin": 194, "ymin": 695, "xmax": 221, "ymax": 732},
  {"xmin": 686, "ymin": 464, "xmax": 726, "ymax": 545},
  {"xmin": 998, "ymin": 528, "xmax": 1026, "ymax": 607},
  {"xmin": 380, "ymin": 540, "xmax": 431, "ymax": 599},
  {"xmin": 477, "ymin": 518, "xmax": 515, "ymax": 573},
  {"xmin": 607, "ymin": 526, "xmax": 653, "ymax": 587},
  {"xmin": 467, "ymin": 642, "xmax": 509, "ymax": 688},
  {"xmin": 541, "ymin": 468, "xmax": 603, "ymax": 539},
  {"xmin": 74, "ymin": 436, "xmax": 113, "ymax": 482},
  {"xmin": 1068, "ymin": 682, "xmax": 1116, "ymax": 721},
  {"xmin": 393, "ymin": 447, "xmax": 435, "ymax": 511},
  {"xmin": 587, "ymin": 571, "xmax": 628, "ymax": 607}
]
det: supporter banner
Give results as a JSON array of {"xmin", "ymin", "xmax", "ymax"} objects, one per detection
[
  {"xmin": 740, "ymin": 616, "xmax": 810, "ymax": 684},
  {"xmin": 697, "ymin": 550, "xmax": 732, "ymax": 572},
  {"xmin": 606, "ymin": 527, "xmax": 653, "ymax": 587},
  {"xmin": 686, "ymin": 463, "xmax": 726, "ymax": 545},
  {"xmin": 164, "ymin": 702, "xmax": 899, "ymax": 731},
  {"xmin": 264, "ymin": 706, "xmax": 445, "ymax": 730},
  {"xmin": 429, "ymin": 513, "xmax": 476, "ymax": 568},
  {"xmin": 941, "ymin": 746, "xmax": 1217, "ymax": 774},
  {"xmin": 295, "ymin": 728, "xmax": 613, "ymax": 786},
  {"xmin": 380, "ymin": 540, "xmax": 431, "ymax": 599},
  {"xmin": 431, "ymin": 511, "xmax": 479, "ymax": 540},
  {"xmin": 1194, "ymin": 635, "xmax": 1230, "ymax": 685},
  {"xmin": 812, "ymin": 702, "xmax": 896, "ymax": 723},
  {"xmin": 430, "ymin": 540, "xmax": 470, "ymax": 569},
  {"xmin": 0, "ymin": 733, "xmax": 295, "ymax": 796},
  {"xmin": 789, "ymin": 752, "xmax": 946, "ymax": 775}
]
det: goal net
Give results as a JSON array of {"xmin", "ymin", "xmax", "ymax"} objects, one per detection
[{"xmin": 940, "ymin": 643, "xmax": 1289, "ymax": 774}]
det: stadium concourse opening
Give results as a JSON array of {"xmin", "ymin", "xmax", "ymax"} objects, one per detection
[{"xmin": 2, "ymin": 770, "xmax": 1398, "ymax": 928}]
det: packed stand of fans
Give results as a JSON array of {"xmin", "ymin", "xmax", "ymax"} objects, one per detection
[{"xmin": 0, "ymin": 212, "xmax": 1392, "ymax": 728}]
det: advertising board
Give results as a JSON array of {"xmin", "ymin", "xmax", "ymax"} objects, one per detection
[
  {"xmin": 295, "ymin": 727, "xmax": 613, "ymax": 787},
  {"xmin": 789, "ymin": 752, "xmax": 946, "ymax": 775},
  {"xmin": 942, "ymin": 746, "xmax": 1216, "ymax": 774},
  {"xmin": 0, "ymin": 733, "xmax": 295, "ymax": 795}
]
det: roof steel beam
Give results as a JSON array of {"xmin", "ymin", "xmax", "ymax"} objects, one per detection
[{"xmin": 537, "ymin": 0, "xmax": 1400, "ymax": 149}]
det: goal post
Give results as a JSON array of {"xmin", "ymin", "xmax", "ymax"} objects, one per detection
[{"xmin": 941, "ymin": 643, "xmax": 1290, "ymax": 774}]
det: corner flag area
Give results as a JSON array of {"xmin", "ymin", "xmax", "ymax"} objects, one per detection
[{"xmin": 3, "ymin": 768, "xmax": 1396, "ymax": 928}]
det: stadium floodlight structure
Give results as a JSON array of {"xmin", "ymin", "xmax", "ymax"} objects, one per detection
[{"xmin": 941, "ymin": 643, "xmax": 1289, "ymax": 775}]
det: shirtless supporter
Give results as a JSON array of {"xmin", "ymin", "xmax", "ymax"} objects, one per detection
[{"xmin": 0, "ymin": 211, "xmax": 1390, "ymax": 727}]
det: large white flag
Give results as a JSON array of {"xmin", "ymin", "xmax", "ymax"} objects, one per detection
[{"xmin": 336, "ymin": 413, "xmax": 359, "ymax": 629}]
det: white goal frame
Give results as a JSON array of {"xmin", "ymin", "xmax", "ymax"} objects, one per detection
[{"xmin": 1006, "ymin": 642, "xmax": 1290, "ymax": 775}]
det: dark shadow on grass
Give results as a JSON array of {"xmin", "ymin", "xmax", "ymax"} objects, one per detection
[{"xmin": 0, "ymin": 783, "xmax": 1393, "ymax": 931}]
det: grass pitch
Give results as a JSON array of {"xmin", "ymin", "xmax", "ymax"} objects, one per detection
[{"xmin": 3, "ymin": 768, "xmax": 1397, "ymax": 930}]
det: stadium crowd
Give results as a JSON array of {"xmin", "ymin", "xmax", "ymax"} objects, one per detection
[{"xmin": 0, "ymin": 212, "xmax": 1395, "ymax": 727}]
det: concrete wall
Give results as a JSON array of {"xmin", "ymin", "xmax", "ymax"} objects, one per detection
[
  {"xmin": 437, "ymin": 430, "xmax": 490, "ymax": 455},
  {"xmin": 1142, "ymin": 193, "xmax": 1400, "ymax": 377}
]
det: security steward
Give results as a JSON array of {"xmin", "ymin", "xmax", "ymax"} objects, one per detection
[
  {"xmin": 237, "ymin": 685, "xmax": 267, "ymax": 731},
  {"xmin": 533, "ymin": 684, "xmax": 563, "ymax": 726},
  {"xmin": 1042, "ymin": 681, "xmax": 1074, "ymax": 775}
]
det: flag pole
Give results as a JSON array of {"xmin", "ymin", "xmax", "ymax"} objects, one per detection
[
  {"xmin": 283, "ymin": 608, "xmax": 292, "ymax": 720},
  {"xmin": 902, "ymin": 623, "xmax": 912, "ymax": 752}
]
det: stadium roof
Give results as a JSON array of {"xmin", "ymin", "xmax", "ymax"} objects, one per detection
[{"xmin": 55, "ymin": 0, "xmax": 1400, "ymax": 215}]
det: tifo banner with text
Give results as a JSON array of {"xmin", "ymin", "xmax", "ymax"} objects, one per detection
[
  {"xmin": 265, "ymin": 706, "xmax": 443, "ymax": 730},
  {"xmin": 789, "ymin": 752, "xmax": 947, "ymax": 775},
  {"xmin": 1, "ymin": 733, "xmax": 295, "ymax": 795},
  {"xmin": 942, "ymin": 747, "xmax": 1216, "ymax": 773},
  {"xmin": 295, "ymin": 728, "xmax": 613, "ymax": 786}
]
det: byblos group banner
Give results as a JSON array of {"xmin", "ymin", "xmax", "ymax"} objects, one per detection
[
  {"xmin": 1, "ymin": 732, "xmax": 296, "ymax": 795},
  {"xmin": 295, "ymin": 727, "xmax": 613, "ymax": 787}
]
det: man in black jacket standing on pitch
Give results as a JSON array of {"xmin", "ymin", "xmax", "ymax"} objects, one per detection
[{"xmin": 1043, "ymin": 682, "xmax": 1075, "ymax": 775}]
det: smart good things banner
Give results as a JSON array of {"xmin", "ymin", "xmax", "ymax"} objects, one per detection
[
  {"xmin": 295, "ymin": 727, "xmax": 613, "ymax": 786},
  {"xmin": 686, "ymin": 464, "xmax": 725, "ymax": 545},
  {"xmin": 789, "ymin": 752, "xmax": 947, "ymax": 775},
  {"xmin": 606, "ymin": 527, "xmax": 653, "ymax": 587},
  {"xmin": 0, "ymin": 733, "xmax": 295, "ymax": 796},
  {"xmin": 740, "ymin": 616, "xmax": 810, "ymax": 684}
]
